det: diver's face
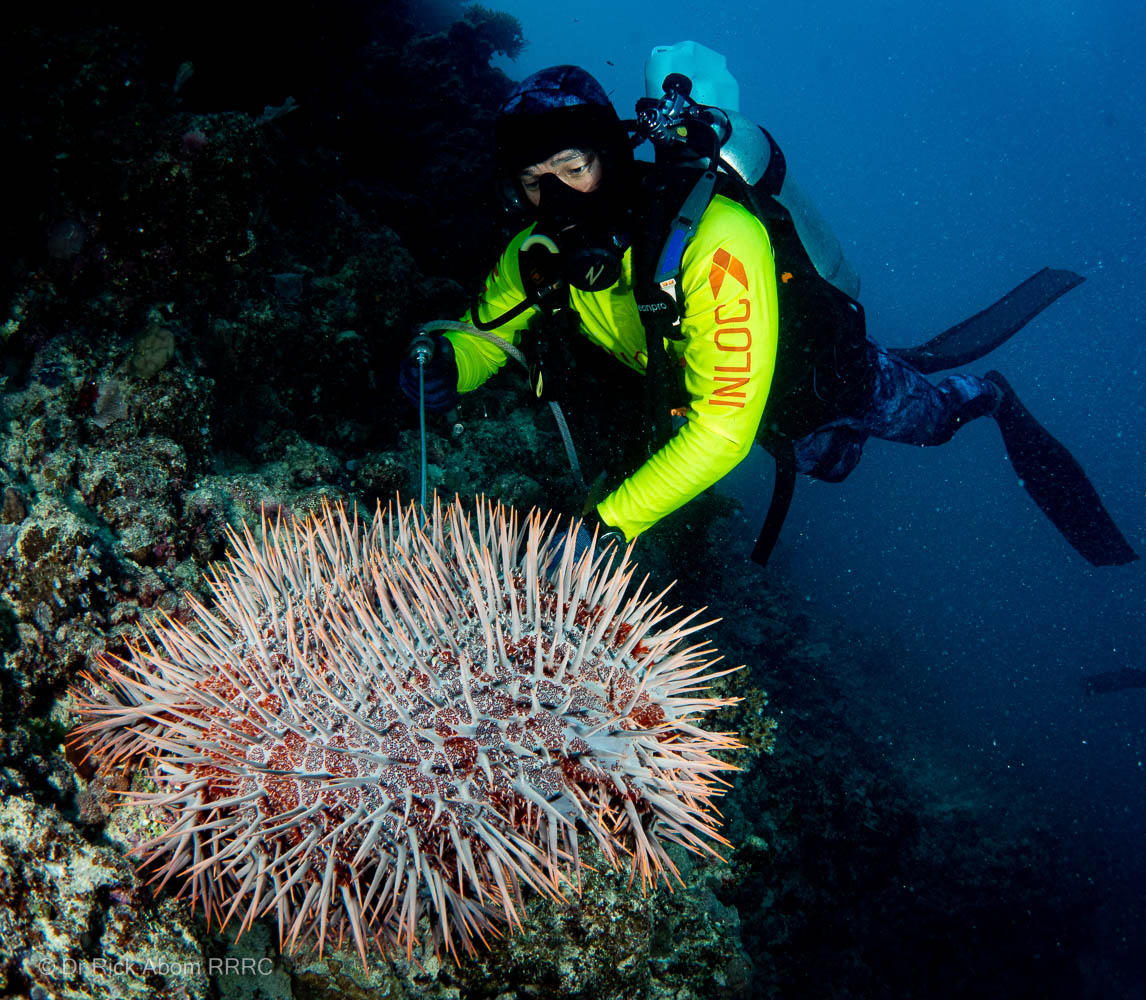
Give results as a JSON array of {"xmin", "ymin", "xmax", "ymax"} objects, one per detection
[{"xmin": 518, "ymin": 148, "xmax": 602, "ymax": 207}]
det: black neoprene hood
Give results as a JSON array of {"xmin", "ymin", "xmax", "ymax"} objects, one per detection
[{"xmin": 494, "ymin": 65, "xmax": 630, "ymax": 173}]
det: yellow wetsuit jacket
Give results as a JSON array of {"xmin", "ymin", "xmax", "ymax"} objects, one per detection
[{"xmin": 447, "ymin": 194, "xmax": 779, "ymax": 541}]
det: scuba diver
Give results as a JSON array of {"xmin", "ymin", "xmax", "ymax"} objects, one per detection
[{"xmin": 399, "ymin": 47, "xmax": 1137, "ymax": 569}]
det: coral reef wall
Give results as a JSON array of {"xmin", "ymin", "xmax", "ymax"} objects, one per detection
[{"xmin": 1, "ymin": 1, "xmax": 529, "ymax": 710}]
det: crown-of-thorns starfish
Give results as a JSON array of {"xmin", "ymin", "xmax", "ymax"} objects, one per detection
[{"xmin": 71, "ymin": 496, "xmax": 742, "ymax": 963}]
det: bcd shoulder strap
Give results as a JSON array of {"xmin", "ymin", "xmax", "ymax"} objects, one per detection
[{"xmin": 632, "ymin": 163, "xmax": 718, "ymax": 453}]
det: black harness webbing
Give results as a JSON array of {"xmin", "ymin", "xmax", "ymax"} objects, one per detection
[
  {"xmin": 751, "ymin": 439, "xmax": 796, "ymax": 567},
  {"xmin": 633, "ymin": 165, "xmax": 715, "ymax": 452}
]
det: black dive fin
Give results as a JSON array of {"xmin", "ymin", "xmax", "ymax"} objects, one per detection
[
  {"xmin": 1084, "ymin": 668, "xmax": 1146, "ymax": 695},
  {"xmin": 986, "ymin": 371, "xmax": 1137, "ymax": 566},
  {"xmin": 892, "ymin": 268, "xmax": 1085, "ymax": 374}
]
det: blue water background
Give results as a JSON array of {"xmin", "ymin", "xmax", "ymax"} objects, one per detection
[{"xmin": 491, "ymin": 0, "xmax": 1146, "ymax": 932}]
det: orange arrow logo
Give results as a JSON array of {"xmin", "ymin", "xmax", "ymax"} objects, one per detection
[{"xmin": 708, "ymin": 247, "xmax": 749, "ymax": 299}]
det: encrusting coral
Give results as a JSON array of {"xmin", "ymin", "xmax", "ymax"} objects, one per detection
[{"xmin": 70, "ymin": 497, "xmax": 742, "ymax": 963}]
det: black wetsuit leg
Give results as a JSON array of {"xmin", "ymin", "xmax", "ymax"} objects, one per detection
[{"xmin": 793, "ymin": 345, "xmax": 997, "ymax": 479}]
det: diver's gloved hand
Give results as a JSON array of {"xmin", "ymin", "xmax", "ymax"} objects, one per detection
[
  {"xmin": 398, "ymin": 332, "xmax": 459, "ymax": 412},
  {"xmin": 547, "ymin": 511, "xmax": 625, "ymax": 579}
]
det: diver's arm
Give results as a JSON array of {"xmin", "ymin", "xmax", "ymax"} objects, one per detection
[
  {"xmin": 597, "ymin": 198, "xmax": 779, "ymax": 539},
  {"xmin": 446, "ymin": 228, "xmax": 538, "ymax": 391}
]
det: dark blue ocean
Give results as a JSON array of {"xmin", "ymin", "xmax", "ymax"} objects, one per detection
[{"xmin": 493, "ymin": 0, "xmax": 1146, "ymax": 987}]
